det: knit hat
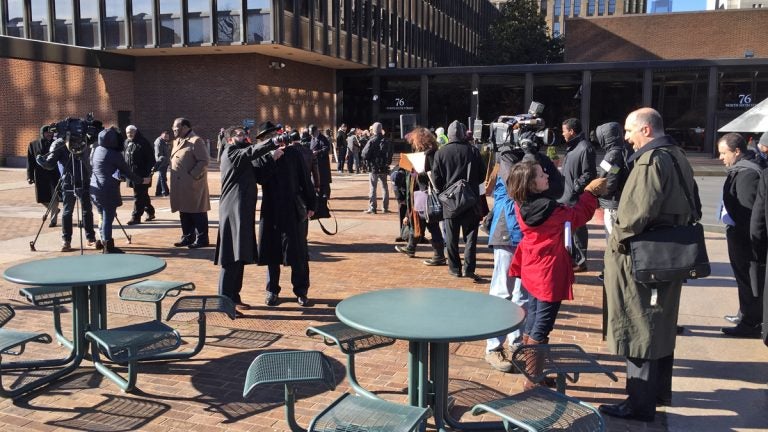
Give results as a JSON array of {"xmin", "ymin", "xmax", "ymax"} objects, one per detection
[
  {"xmin": 759, "ymin": 132, "xmax": 768, "ymax": 147},
  {"xmin": 446, "ymin": 120, "xmax": 467, "ymax": 143}
]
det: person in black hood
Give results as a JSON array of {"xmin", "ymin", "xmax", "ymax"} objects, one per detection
[
  {"xmin": 432, "ymin": 120, "xmax": 486, "ymax": 281},
  {"xmin": 90, "ymin": 127, "xmax": 150, "ymax": 253},
  {"xmin": 124, "ymin": 125, "xmax": 156, "ymax": 225},
  {"xmin": 595, "ymin": 122, "xmax": 634, "ymax": 239},
  {"xmin": 560, "ymin": 118, "xmax": 597, "ymax": 272},
  {"xmin": 27, "ymin": 124, "xmax": 61, "ymax": 227}
]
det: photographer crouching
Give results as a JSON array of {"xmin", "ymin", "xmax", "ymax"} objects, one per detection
[{"xmin": 36, "ymin": 117, "xmax": 100, "ymax": 252}]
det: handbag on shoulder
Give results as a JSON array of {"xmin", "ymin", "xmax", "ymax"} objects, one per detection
[
  {"xmin": 628, "ymin": 151, "xmax": 711, "ymax": 283},
  {"xmin": 438, "ymin": 163, "xmax": 477, "ymax": 218}
]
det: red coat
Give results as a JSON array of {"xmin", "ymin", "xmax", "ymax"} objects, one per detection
[{"xmin": 509, "ymin": 193, "xmax": 598, "ymax": 302}]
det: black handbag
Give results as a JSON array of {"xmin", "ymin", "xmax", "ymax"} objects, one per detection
[
  {"xmin": 310, "ymin": 193, "xmax": 338, "ymax": 235},
  {"xmin": 628, "ymin": 151, "xmax": 711, "ymax": 283},
  {"xmin": 438, "ymin": 163, "xmax": 477, "ymax": 218},
  {"xmin": 425, "ymin": 172, "xmax": 443, "ymax": 222}
]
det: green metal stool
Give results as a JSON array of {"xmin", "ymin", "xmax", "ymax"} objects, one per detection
[
  {"xmin": 18, "ymin": 286, "xmax": 74, "ymax": 350},
  {"xmin": 0, "ymin": 304, "xmax": 54, "ymax": 398},
  {"xmin": 306, "ymin": 322, "xmax": 395, "ymax": 399},
  {"xmin": 471, "ymin": 386, "xmax": 606, "ymax": 432},
  {"xmin": 244, "ymin": 350, "xmax": 431, "ymax": 432},
  {"xmin": 118, "ymin": 280, "xmax": 196, "ymax": 320}
]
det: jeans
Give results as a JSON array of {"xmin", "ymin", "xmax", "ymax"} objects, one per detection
[
  {"xmin": 443, "ymin": 211, "xmax": 480, "ymax": 275},
  {"xmin": 155, "ymin": 166, "xmax": 169, "ymax": 196},
  {"xmin": 347, "ymin": 150, "xmax": 360, "ymax": 173},
  {"xmin": 98, "ymin": 206, "xmax": 117, "ymax": 242},
  {"xmin": 406, "ymin": 217, "xmax": 444, "ymax": 256},
  {"xmin": 368, "ymin": 173, "xmax": 389, "ymax": 211},
  {"xmin": 179, "ymin": 212, "xmax": 209, "ymax": 244},
  {"xmin": 131, "ymin": 184, "xmax": 155, "ymax": 220},
  {"xmin": 266, "ymin": 261, "xmax": 310, "ymax": 297},
  {"xmin": 524, "ymin": 296, "xmax": 562, "ymax": 342},
  {"xmin": 61, "ymin": 187, "xmax": 96, "ymax": 242},
  {"xmin": 487, "ymin": 246, "xmax": 529, "ymax": 352}
]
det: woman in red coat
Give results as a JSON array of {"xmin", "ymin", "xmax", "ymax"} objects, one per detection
[{"xmin": 507, "ymin": 160, "xmax": 606, "ymax": 389}]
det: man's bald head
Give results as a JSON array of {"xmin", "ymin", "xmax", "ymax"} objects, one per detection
[{"xmin": 624, "ymin": 107, "xmax": 665, "ymax": 150}]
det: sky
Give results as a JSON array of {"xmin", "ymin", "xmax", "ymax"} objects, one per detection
[{"xmin": 672, "ymin": 0, "xmax": 708, "ymax": 11}]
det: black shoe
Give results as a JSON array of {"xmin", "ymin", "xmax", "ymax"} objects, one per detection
[
  {"xmin": 394, "ymin": 236, "xmax": 406, "ymax": 242},
  {"xmin": 448, "ymin": 269, "xmax": 462, "ymax": 278},
  {"xmin": 724, "ymin": 313, "xmax": 742, "ymax": 324},
  {"xmin": 145, "ymin": 214, "xmax": 156, "ymax": 222},
  {"xmin": 597, "ymin": 272, "xmax": 604, "ymax": 282},
  {"xmin": 126, "ymin": 218, "xmax": 141, "ymax": 225},
  {"xmin": 656, "ymin": 396, "xmax": 672, "ymax": 407},
  {"xmin": 265, "ymin": 292, "xmax": 279, "ymax": 307},
  {"xmin": 573, "ymin": 264, "xmax": 588, "ymax": 273},
  {"xmin": 174, "ymin": 239, "xmax": 193, "ymax": 247},
  {"xmin": 599, "ymin": 400, "xmax": 655, "ymax": 422},
  {"xmin": 721, "ymin": 323, "xmax": 761, "ymax": 338},
  {"xmin": 464, "ymin": 272, "xmax": 486, "ymax": 283},
  {"xmin": 188, "ymin": 241, "xmax": 209, "ymax": 249},
  {"xmin": 297, "ymin": 296, "xmax": 310, "ymax": 307},
  {"xmin": 423, "ymin": 257, "xmax": 447, "ymax": 266},
  {"xmin": 395, "ymin": 245, "xmax": 415, "ymax": 258}
]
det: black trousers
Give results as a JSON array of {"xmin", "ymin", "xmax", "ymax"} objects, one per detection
[
  {"xmin": 571, "ymin": 224, "xmax": 589, "ymax": 266},
  {"xmin": 179, "ymin": 212, "xmax": 209, "ymax": 244},
  {"xmin": 131, "ymin": 184, "xmax": 155, "ymax": 220},
  {"xmin": 626, "ymin": 354, "xmax": 674, "ymax": 418},
  {"xmin": 726, "ymin": 226, "xmax": 763, "ymax": 326},
  {"xmin": 444, "ymin": 211, "xmax": 480, "ymax": 275},
  {"xmin": 219, "ymin": 261, "xmax": 245, "ymax": 304}
]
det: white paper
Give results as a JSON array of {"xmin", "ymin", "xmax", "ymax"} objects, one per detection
[
  {"xmin": 402, "ymin": 152, "xmax": 426, "ymax": 173},
  {"xmin": 564, "ymin": 221, "xmax": 572, "ymax": 253}
]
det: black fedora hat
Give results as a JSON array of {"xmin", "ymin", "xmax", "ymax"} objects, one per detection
[{"xmin": 253, "ymin": 121, "xmax": 281, "ymax": 139}]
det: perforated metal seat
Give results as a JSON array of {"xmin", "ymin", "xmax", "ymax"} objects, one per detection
[
  {"xmin": 118, "ymin": 280, "xmax": 195, "ymax": 320},
  {"xmin": 306, "ymin": 322, "xmax": 395, "ymax": 398},
  {"xmin": 509, "ymin": 344, "xmax": 618, "ymax": 393},
  {"xmin": 471, "ymin": 386, "xmax": 606, "ymax": 432},
  {"xmin": 18, "ymin": 286, "xmax": 73, "ymax": 349},
  {"xmin": 0, "ymin": 304, "xmax": 54, "ymax": 398},
  {"xmin": 244, "ymin": 350, "xmax": 431, "ymax": 432}
]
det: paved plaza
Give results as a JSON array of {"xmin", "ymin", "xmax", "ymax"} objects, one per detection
[{"xmin": 0, "ymin": 158, "xmax": 764, "ymax": 432}]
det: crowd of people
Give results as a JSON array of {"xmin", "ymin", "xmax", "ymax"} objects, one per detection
[{"xmin": 25, "ymin": 107, "xmax": 767, "ymax": 424}]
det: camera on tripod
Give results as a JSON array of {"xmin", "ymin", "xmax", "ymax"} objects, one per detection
[
  {"xmin": 54, "ymin": 113, "xmax": 102, "ymax": 155},
  {"xmin": 489, "ymin": 102, "xmax": 556, "ymax": 161}
]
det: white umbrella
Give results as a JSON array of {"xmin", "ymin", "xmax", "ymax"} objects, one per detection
[{"xmin": 718, "ymin": 97, "xmax": 768, "ymax": 132}]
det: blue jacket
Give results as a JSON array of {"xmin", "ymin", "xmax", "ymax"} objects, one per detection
[
  {"xmin": 90, "ymin": 128, "xmax": 141, "ymax": 210},
  {"xmin": 488, "ymin": 174, "xmax": 522, "ymax": 247}
]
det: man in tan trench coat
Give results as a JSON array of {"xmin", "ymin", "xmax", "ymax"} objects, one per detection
[
  {"xmin": 599, "ymin": 108, "xmax": 701, "ymax": 422},
  {"xmin": 170, "ymin": 118, "xmax": 211, "ymax": 248}
]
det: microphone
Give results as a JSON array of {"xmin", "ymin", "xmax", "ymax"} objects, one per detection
[{"xmin": 599, "ymin": 159, "xmax": 619, "ymax": 178}]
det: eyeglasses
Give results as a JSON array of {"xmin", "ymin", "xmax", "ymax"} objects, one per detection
[{"xmin": 234, "ymin": 132, "xmax": 245, "ymax": 137}]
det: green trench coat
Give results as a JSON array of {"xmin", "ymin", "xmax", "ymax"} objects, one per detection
[{"xmin": 604, "ymin": 138, "xmax": 699, "ymax": 360}]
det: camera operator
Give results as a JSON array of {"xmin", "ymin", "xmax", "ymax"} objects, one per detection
[
  {"xmin": 91, "ymin": 127, "xmax": 151, "ymax": 253},
  {"xmin": 124, "ymin": 125, "xmax": 156, "ymax": 225},
  {"xmin": 518, "ymin": 130, "xmax": 564, "ymax": 200},
  {"xmin": 27, "ymin": 124, "xmax": 61, "ymax": 227},
  {"xmin": 36, "ymin": 118, "xmax": 98, "ymax": 252}
]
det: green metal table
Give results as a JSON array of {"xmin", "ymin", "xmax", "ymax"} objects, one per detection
[
  {"xmin": 336, "ymin": 288, "xmax": 524, "ymax": 431},
  {"xmin": 2, "ymin": 254, "xmax": 166, "ymax": 395}
]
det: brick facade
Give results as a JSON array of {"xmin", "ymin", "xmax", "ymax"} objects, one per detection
[
  {"xmin": 0, "ymin": 57, "xmax": 134, "ymax": 164},
  {"xmin": 133, "ymin": 54, "xmax": 336, "ymax": 145},
  {"xmin": 565, "ymin": 9, "xmax": 768, "ymax": 62},
  {"xmin": 0, "ymin": 53, "xmax": 335, "ymax": 164}
]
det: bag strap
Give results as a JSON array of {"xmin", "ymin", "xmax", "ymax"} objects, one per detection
[
  {"xmin": 657, "ymin": 149, "xmax": 700, "ymax": 223},
  {"xmin": 466, "ymin": 161, "xmax": 472, "ymax": 182},
  {"xmin": 315, "ymin": 199, "xmax": 338, "ymax": 235}
]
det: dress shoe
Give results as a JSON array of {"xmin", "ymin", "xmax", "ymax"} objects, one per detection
[
  {"xmin": 60, "ymin": 241, "xmax": 73, "ymax": 252},
  {"xmin": 599, "ymin": 400, "xmax": 655, "ymax": 422},
  {"xmin": 724, "ymin": 313, "xmax": 742, "ymax": 324},
  {"xmin": 464, "ymin": 272, "xmax": 486, "ymax": 283},
  {"xmin": 188, "ymin": 242, "xmax": 209, "ymax": 249},
  {"xmin": 394, "ymin": 245, "xmax": 415, "ymax": 257},
  {"xmin": 721, "ymin": 323, "xmax": 761, "ymax": 338},
  {"xmin": 423, "ymin": 257, "xmax": 447, "ymax": 266},
  {"xmin": 573, "ymin": 263, "xmax": 588, "ymax": 273},
  {"xmin": 297, "ymin": 296, "xmax": 310, "ymax": 307},
  {"xmin": 174, "ymin": 239, "xmax": 192, "ymax": 247},
  {"xmin": 448, "ymin": 269, "xmax": 462, "ymax": 278},
  {"xmin": 145, "ymin": 214, "xmax": 156, "ymax": 222},
  {"xmin": 126, "ymin": 218, "xmax": 141, "ymax": 225},
  {"xmin": 265, "ymin": 292, "xmax": 279, "ymax": 307},
  {"xmin": 394, "ymin": 236, "xmax": 406, "ymax": 242},
  {"xmin": 235, "ymin": 302, "xmax": 252, "ymax": 311},
  {"xmin": 94, "ymin": 239, "xmax": 104, "ymax": 250}
]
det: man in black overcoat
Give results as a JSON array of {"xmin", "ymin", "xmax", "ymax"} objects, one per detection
[
  {"xmin": 124, "ymin": 125, "xmax": 156, "ymax": 224},
  {"xmin": 214, "ymin": 123, "xmax": 282, "ymax": 313},
  {"xmin": 257, "ymin": 132, "xmax": 317, "ymax": 307},
  {"xmin": 27, "ymin": 124, "xmax": 61, "ymax": 227}
]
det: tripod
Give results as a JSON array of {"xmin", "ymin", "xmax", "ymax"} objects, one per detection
[{"xmin": 30, "ymin": 151, "xmax": 131, "ymax": 252}]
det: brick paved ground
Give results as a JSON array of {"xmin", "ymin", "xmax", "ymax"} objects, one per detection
[{"xmin": 0, "ymin": 164, "xmax": 762, "ymax": 432}]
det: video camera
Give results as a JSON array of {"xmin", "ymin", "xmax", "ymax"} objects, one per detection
[
  {"xmin": 489, "ymin": 102, "xmax": 556, "ymax": 160},
  {"xmin": 54, "ymin": 113, "xmax": 103, "ymax": 155}
]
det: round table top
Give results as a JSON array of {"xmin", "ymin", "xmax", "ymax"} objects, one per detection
[
  {"xmin": 336, "ymin": 288, "xmax": 525, "ymax": 342},
  {"xmin": 3, "ymin": 254, "xmax": 166, "ymax": 286}
]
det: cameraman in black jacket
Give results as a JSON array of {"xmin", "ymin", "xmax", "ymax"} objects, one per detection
[{"xmin": 124, "ymin": 125, "xmax": 156, "ymax": 225}]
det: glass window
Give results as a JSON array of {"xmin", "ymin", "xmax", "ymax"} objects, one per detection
[
  {"xmin": 299, "ymin": 0, "xmax": 309, "ymax": 17},
  {"xmin": 53, "ymin": 0, "xmax": 74, "ymax": 44},
  {"xmin": 78, "ymin": 0, "xmax": 100, "ymax": 47},
  {"xmin": 540, "ymin": 0, "xmax": 547, "ymax": 14},
  {"xmin": 564, "ymin": 0, "xmax": 571, "ymax": 17},
  {"xmin": 478, "ymin": 74, "xmax": 526, "ymax": 127},
  {"xmin": 104, "ymin": 0, "xmax": 128, "ymax": 48},
  {"xmin": 381, "ymin": 77, "xmax": 420, "ymax": 115},
  {"xmin": 587, "ymin": 0, "xmax": 595, "ymax": 15},
  {"xmin": 428, "ymin": 75, "xmax": 472, "ymax": 128},
  {"xmin": 574, "ymin": 0, "xmax": 581, "ymax": 16},
  {"xmin": 132, "ymin": 0, "xmax": 153, "ymax": 47},
  {"xmin": 608, "ymin": 0, "xmax": 616, "ymax": 14},
  {"xmin": 652, "ymin": 69, "xmax": 708, "ymax": 151},
  {"xmin": 554, "ymin": 0, "xmax": 561, "ymax": 17},
  {"xmin": 6, "ymin": 0, "xmax": 24, "ymax": 38},
  {"xmin": 247, "ymin": 0, "xmax": 271, "ymax": 43},
  {"xmin": 553, "ymin": 21, "xmax": 560, "ymax": 36},
  {"xmin": 30, "ymin": 0, "xmax": 50, "ymax": 41},
  {"xmin": 598, "ymin": 0, "xmax": 605, "ymax": 14},
  {"xmin": 188, "ymin": 0, "xmax": 212, "ymax": 44},
  {"xmin": 159, "ymin": 0, "xmax": 182, "ymax": 45},
  {"xmin": 217, "ymin": 0, "xmax": 241, "ymax": 43},
  {"xmin": 532, "ymin": 73, "xmax": 582, "ymax": 128},
  {"xmin": 718, "ymin": 69, "xmax": 755, "ymax": 111},
  {"xmin": 590, "ymin": 70, "xmax": 643, "ymax": 127}
]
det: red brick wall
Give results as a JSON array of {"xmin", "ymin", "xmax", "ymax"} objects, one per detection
[
  {"xmin": 565, "ymin": 10, "xmax": 768, "ymax": 62},
  {"xmin": 0, "ymin": 57, "xmax": 134, "ymax": 163},
  {"xmin": 133, "ymin": 54, "xmax": 336, "ymax": 144}
]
